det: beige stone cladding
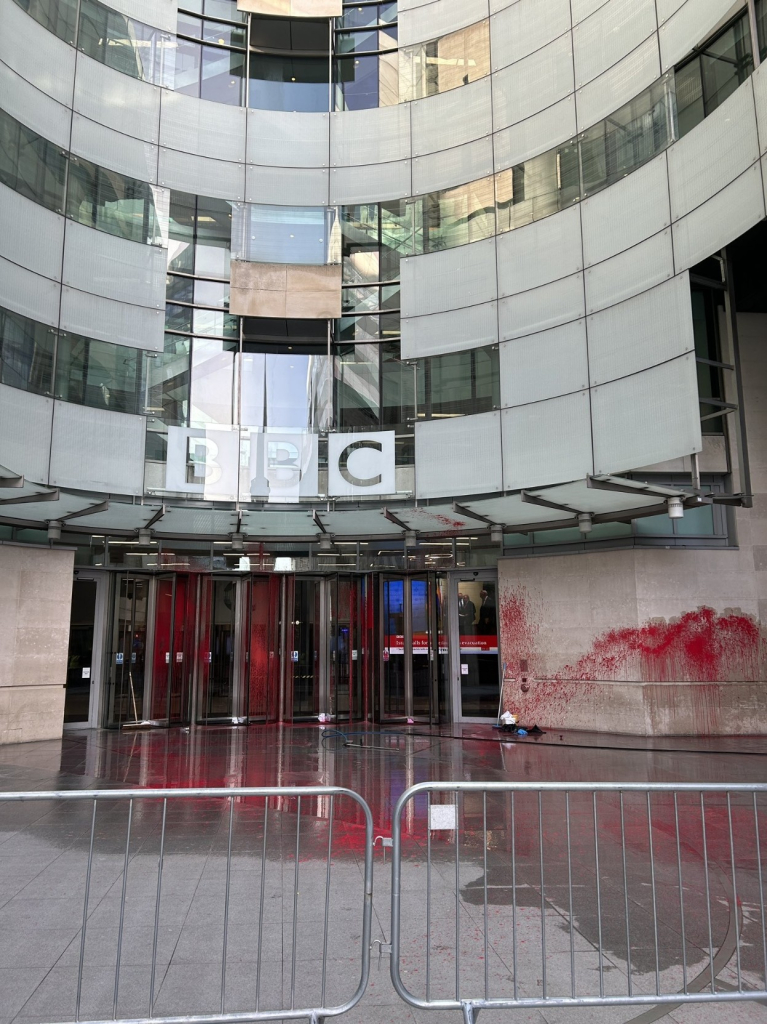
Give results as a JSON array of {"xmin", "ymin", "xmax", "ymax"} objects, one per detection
[
  {"xmin": 236, "ymin": 0, "xmax": 342, "ymax": 17},
  {"xmin": 230, "ymin": 260, "xmax": 342, "ymax": 319},
  {"xmin": 0, "ymin": 543, "xmax": 74, "ymax": 744}
]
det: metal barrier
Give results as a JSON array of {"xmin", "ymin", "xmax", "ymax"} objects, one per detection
[
  {"xmin": 390, "ymin": 782, "xmax": 767, "ymax": 1023},
  {"xmin": 0, "ymin": 787, "xmax": 373, "ymax": 1024}
]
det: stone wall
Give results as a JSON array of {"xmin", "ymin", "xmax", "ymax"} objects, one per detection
[
  {"xmin": 497, "ymin": 312, "xmax": 767, "ymax": 736},
  {"xmin": 0, "ymin": 543, "xmax": 74, "ymax": 744}
]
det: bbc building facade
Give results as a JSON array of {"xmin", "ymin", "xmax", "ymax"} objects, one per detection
[{"xmin": 1, "ymin": 0, "xmax": 767, "ymax": 742}]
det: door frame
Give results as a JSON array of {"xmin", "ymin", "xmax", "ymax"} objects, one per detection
[
  {"xmin": 449, "ymin": 568, "xmax": 501, "ymax": 724},
  {"xmin": 63, "ymin": 570, "xmax": 108, "ymax": 731},
  {"xmin": 378, "ymin": 573, "xmax": 441, "ymax": 724}
]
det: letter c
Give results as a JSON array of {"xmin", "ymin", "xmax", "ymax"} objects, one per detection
[{"xmin": 339, "ymin": 440, "xmax": 383, "ymax": 487}]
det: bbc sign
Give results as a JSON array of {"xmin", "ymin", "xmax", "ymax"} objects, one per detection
[{"xmin": 165, "ymin": 426, "xmax": 396, "ymax": 502}]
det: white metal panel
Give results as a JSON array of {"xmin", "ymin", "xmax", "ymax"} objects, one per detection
[
  {"xmin": 500, "ymin": 319, "xmax": 589, "ymax": 407},
  {"xmin": 490, "ymin": 0, "xmax": 571, "ymax": 71},
  {"xmin": 159, "ymin": 90, "xmax": 246, "ymax": 164},
  {"xmin": 581, "ymin": 152, "xmax": 670, "ymax": 265},
  {"xmin": 415, "ymin": 411, "xmax": 502, "ymax": 498},
  {"xmin": 502, "ymin": 390, "xmax": 593, "ymax": 490},
  {"xmin": 584, "ymin": 229, "xmax": 674, "ymax": 314},
  {"xmin": 0, "ymin": 184, "xmax": 65, "ymax": 281},
  {"xmin": 70, "ymin": 114, "xmax": 158, "ymax": 184},
  {"xmin": 656, "ymin": 0, "xmax": 686, "ymax": 20},
  {"xmin": 401, "ymin": 236, "xmax": 497, "ymax": 317},
  {"xmin": 0, "ymin": 384, "xmax": 52, "ymax": 484},
  {"xmin": 331, "ymin": 104, "xmax": 411, "ymax": 165},
  {"xmin": 245, "ymin": 165, "xmax": 330, "ymax": 206},
  {"xmin": 400, "ymin": 301, "xmax": 498, "ymax": 358},
  {"xmin": 0, "ymin": 0, "xmax": 76, "ymax": 105},
  {"xmin": 329, "ymin": 161, "xmax": 412, "ymax": 204},
  {"xmin": 499, "ymin": 272, "xmax": 585, "ymax": 339},
  {"xmin": 73, "ymin": 52, "xmax": 161, "ymax": 144},
  {"xmin": 491, "ymin": 34, "xmax": 575, "ymax": 131},
  {"xmin": 576, "ymin": 34, "xmax": 660, "ymax": 131},
  {"xmin": 247, "ymin": 109, "xmax": 329, "ymax": 168},
  {"xmin": 659, "ymin": 0, "xmax": 741, "ymax": 71},
  {"xmin": 398, "ymin": 0, "xmax": 489, "ymax": 47},
  {"xmin": 591, "ymin": 353, "xmax": 702, "ymax": 474},
  {"xmin": 411, "ymin": 77, "xmax": 492, "ymax": 156},
  {"xmin": 0, "ymin": 255, "xmax": 60, "ymax": 327},
  {"xmin": 573, "ymin": 0, "xmax": 656, "ymax": 88},
  {"xmin": 62, "ymin": 222, "xmax": 166, "ymax": 309},
  {"xmin": 0, "ymin": 59, "xmax": 71, "ymax": 150},
  {"xmin": 570, "ymin": 0, "xmax": 609, "ymax": 23},
  {"xmin": 107, "ymin": 0, "xmax": 177, "ymax": 32},
  {"xmin": 493, "ymin": 95, "xmax": 577, "ymax": 169},
  {"xmin": 49, "ymin": 403, "xmax": 146, "ymax": 496},
  {"xmin": 59, "ymin": 286, "xmax": 164, "ymax": 352},
  {"xmin": 672, "ymin": 162, "xmax": 766, "ymax": 270},
  {"xmin": 158, "ymin": 148, "xmax": 245, "ymax": 200},
  {"xmin": 412, "ymin": 137, "xmax": 493, "ymax": 194},
  {"xmin": 496, "ymin": 205, "xmax": 582, "ymax": 296},
  {"xmin": 587, "ymin": 272, "xmax": 694, "ymax": 385},
  {"xmin": 754, "ymin": 61, "xmax": 767, "ymax": 156},
  {"xmin": 667, "ymin": 82, "xmax": 759, "ymax": 220}
]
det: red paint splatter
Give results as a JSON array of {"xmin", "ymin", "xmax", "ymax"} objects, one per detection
[
  {"xmin": 499, "ymin": 591, "xmax": 766, "ymax": 729},
  {"xmin": 405, "ymin": 509, "xmax": 468, "ymax": 531}
]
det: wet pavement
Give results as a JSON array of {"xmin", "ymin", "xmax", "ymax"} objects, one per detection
[{"xmin": 0, "ymin": 724, "xmax": 765, "ymax": 1023}]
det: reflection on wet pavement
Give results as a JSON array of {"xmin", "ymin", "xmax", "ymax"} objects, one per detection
[{"xmin": 0, "ymin": 725, "xmax": 765, "ymax": 1023}]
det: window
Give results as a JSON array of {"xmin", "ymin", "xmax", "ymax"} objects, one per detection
[
  {"xmin": 675, "ymin": 12, "xmax": 754, "ymax": 137},
  {"xmin": 416, "ymin": 347, "xmax": 499, "ymax": 420},
  {"xmin": 399, "ymin": 19, "xmax": 489, "ymax": 102},
  {"xmin": 0, "ymin": 306, "xmax": 55, "ymax": 395},
  {"xmin": 66, "ymin": 156, "xmax": 166, "ymax": 245},
  {"xmin": 55, "ymin": 334, "xmax": 145, "ymax": 414},
  {"xmin": 0, "ymin": 108, "xmax": 67, "ymax": 212},
  {"xmin": 12, "ymin": 0, "xmax": 78, "ymax": 43},
  {"xmin": 232, "ymin": 205, "xmax": 338, "ymax": 265}
]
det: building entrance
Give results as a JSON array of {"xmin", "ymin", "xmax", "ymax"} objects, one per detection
[
  {"xmin": 380, "ymin": 574, "xmax": 449, "ymax": 723},
  {"xmin": 104, "ymin": 572, "xmax": 373, "ymax": 728}
]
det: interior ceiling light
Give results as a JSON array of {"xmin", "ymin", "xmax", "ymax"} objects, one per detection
[
  {"xmin": 667, "ymin": 496, "xmax": 684, "ymax": 519},
  {"xmin": 578, "ymin": 512, "xmax": 593, "ymax": 535}
]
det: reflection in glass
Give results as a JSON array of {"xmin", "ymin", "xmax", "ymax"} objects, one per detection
[
  {"xmin": 145, "ymin": 334, "xmax": 190, "ymax": 426},
  {"xmin": 66, "ymin": 156, "xmax": 166, "ymax": 244},
  {"xmin": 12, "ymin": 0, "xmax": 78, "ymax": 43},
  {"xmin": 676, "ymin": 12, "xmax": 753, "ymax": 136},
  {"xmin": 496, "ymin": 143, "xmax": 579, "ymax": 232},
  {"xmin": 336, "ymin": 343, "xmax": 380, "ymax": 428},
  {"xmin": 0, "ymin": 108, "xmax": 67, "ymax": 212},
  {"xmin": 418, "ymin": 175, "xmax": 495, "ymax": 252},
  {"xmin": 417, "ymin": 347, "xmax": 499, "ymax": 420},
  {"xmin": 399, "ymin": 19, "xmax": 490, "ymax": 101},
  {"xmin": 249, "ymin": 54, "xmax": 329, "ymax": 112},
  {"xmin": 55, "ymin": 334, "xmax": 145, "ymax": 414},
  {"xmin": 190, "ymin": 338, "xmax": 236, "ymax": 425},
  {"xmin": 0, "ymin": 306, "xmax": 54, "ymax": 395},
  {"xmin": 232, "ymin": 204, "xmax": 338, "ymax": 264}
]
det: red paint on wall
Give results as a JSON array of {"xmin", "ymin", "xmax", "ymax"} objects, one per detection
[{"xmin": 499, "ymin": 586, "xmax": 766, "ymax": 725}]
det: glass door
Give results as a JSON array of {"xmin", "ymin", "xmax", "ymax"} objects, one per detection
[
  {"xmin": 380, "ymin": 574, "xmax": 444, "ymax": 723},
  {"xmin": 452, "ymin": 573, "xmax": 500, "ymax": 720},
  {"xmin": 150, "ymin": 575, "xmax": 195, "ymax": 725},
  {"xmin": 106, "ymin": 575, "xmax": 149, "ymax": 726},
  {"xmin": 291, "ymin": 577, "xmax": 322, "ymax": 719},
  {"xmin": 64, "ymin": 578, "xmax": 97, "ymax": 724},
  {"xmin": 197, "ymin": 577, "xmax": 239, "ymax": 722},
  {"xmin": 244, "ymin": 574, "xmax": 281, "ymax": 721},
  {"xmin": 328, "ymin": 575, "xmax": 365, "ymax": 722}
]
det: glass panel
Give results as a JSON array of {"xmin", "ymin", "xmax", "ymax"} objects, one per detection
[
  {"xmin": 234, "ymin": 204, "xmax": 335, "ymax": 264},
  {"xmin": 336, "ymin": 27, "xmax": 397, "ymax": 54},
  {"xmin": 195, "ymin": 196, "xmax": 233, "ymax": 277},
  {"xmin": 13, "ymin": 0, "xmax": 78, "ymax": 43},
  {"xmin": 382, "ymin": 577, "xmax": 405, "ymax": 716},
  {"xmin": 145, "ymin": 334, "xmax": 191, "ymax": 425},
  {"xmin": 249, "ymin": 54, "xmax": 329, "ymax": 112},
  {"xmin": 66, "ymin": 156, "xmax": 165, "ymax": 245},
  {"xmin": 674, "ymin": 502, "xmax": 715, "ymax": 536},
  {"xmin": 411, "ymin": 578, "xmax": 431, "ymax": 717},
  {"xmin": 675, "ymin": 57, "xmax": 705, "ymax": 138},
  {"xmin": 700, "ymin": 13, "xmax": 753, "ymax": 115},
  {"xmin": 758, "ymin": 0, "xmax": 767, "ymax": 61},
  {"xmin": 335, "ymin": 53, "xmax": 380, "ymax": 110},
  {"xmin": 55, "ymin": 333, "xmax": 145, "ymax": 414},
  {"xmin": 178, "ymin": 11, "xmax": 203, "ymax": 37},
  {"xmin": 292, "ymin": 578, "xmax": 320, "ymax": 716},
  {"xmin": 168, "ymin": 191, "xmax": 196, "ymax": 273},
  {"xmin": 198, "ymin": 577, "xmax": 237, "ymax": 721},
  {"xmin": 202, "ymin": 20, "xmax": 247, "ymax": 47},
  {"xmin": 173, "ymin": 35, "xmax": 202, "ymax": 96},
  {"xmin": 205, "ymin": 0, "xmax": 247, "ymax": 22},
  {"xmin": 341, "ymin": 3, "xmax": 397, "ymax": 29},
  {"xmin": 264, "ymin": 351, "xmax": 330, "ymax": 429},
  {"xmin": 151, "ymin": 577, "xmax": 174, "ymax": 720},
  {"xmin": 419, "ymin": 346, "xmax": 499, "ymax": 419},
  {"xmin": 457, "ymin": 579, "xmax": 499, "ymax": 718},
  {"xmin": 247, "ymin": 575, "xmax": 278, "ymax": 719},
  {"xmin": 420, "ymin": 175, "xmax": 495, "ymax": 252},
  {"xmin": 399, "ymin": 19, "xmax": 490, "ymax": 101},
  {"xmin": 0, "ymin": 306, "xmax": 55, "ymax": 395},
  {"xmin": 335, "ymin": 342, "xmax": 380, "ymax": 428},
  {"xmin": 200, "ymin": 44, "xmax": 245, "ymax": 104},
  {"xmin": 0, "ymin": 109, "xmax": 67, "ymax": 212},
  {"xmin": 190, "ymin": 338, "xmax": 236, "ymax": 424},
  {"xmin": 167, "ymin": 274, "xmax": 195, "ymax": 303},
  {"xmin": 580, "ymin": 76, "xmax": 675, "ymax": 197},
  {"xmin": 64, "ymin": 578, "xmax": 97, "ymax": 723},
  {"xmin": 106, "ymin": 574, "xmax": 149, "ymax": 726},
  {"xmin": 381, "ymin": 341, "xmax": 414, "ymax": 426},
  {"xmin": 78, "ymin": 0, "xmax": 163, "ymax": 83}
]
